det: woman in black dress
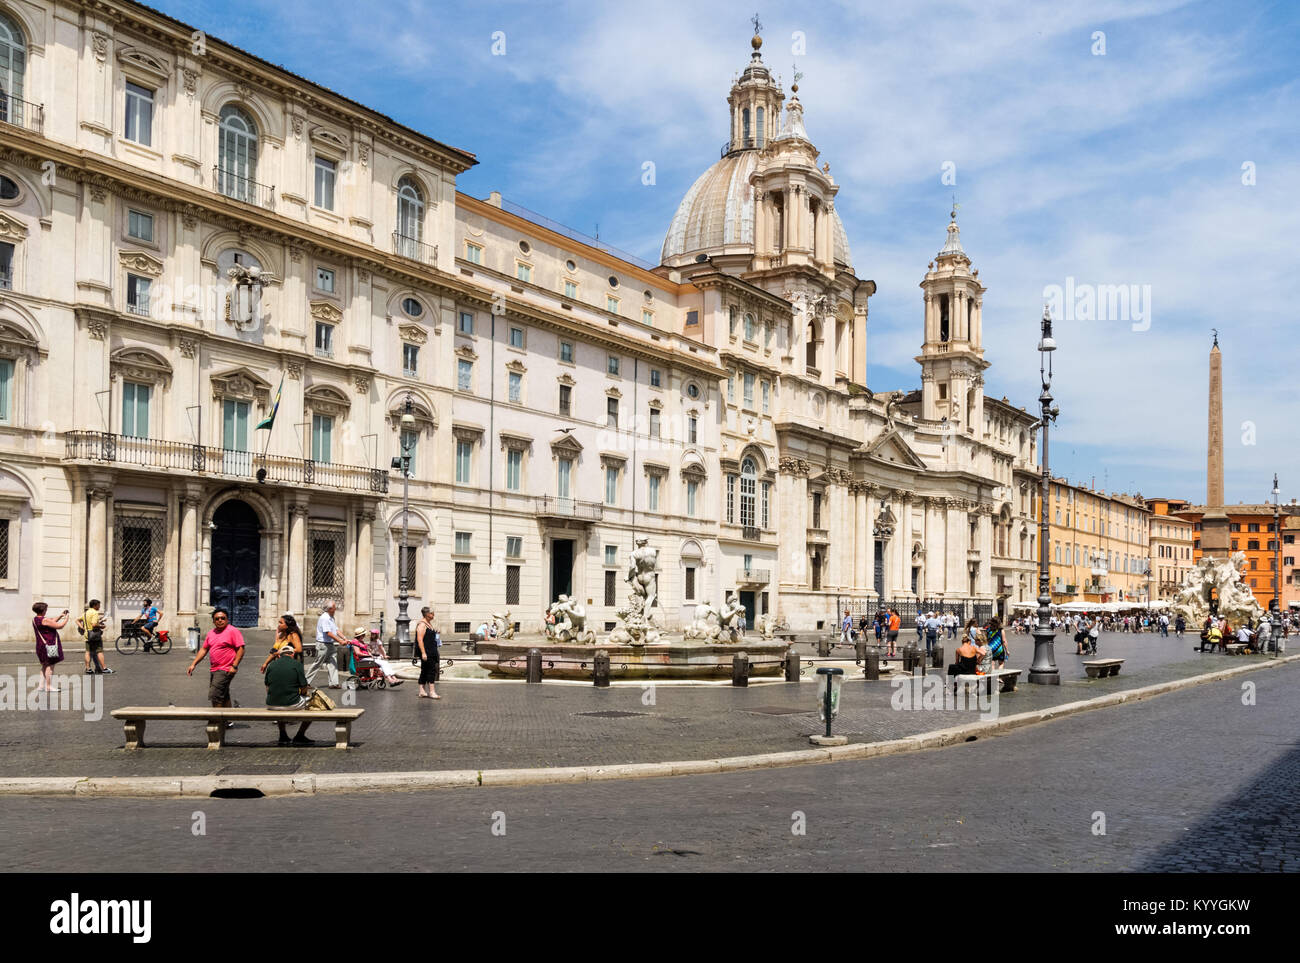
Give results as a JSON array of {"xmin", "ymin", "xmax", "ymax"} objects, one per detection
[{"xmin": 415, "ymin": 606, "xmax": 440, "ymax": 699}]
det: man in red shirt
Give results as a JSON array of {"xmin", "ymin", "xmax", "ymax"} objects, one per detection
[{"xmin": 187, "ymin": 607, "xmax": 246, "ymax": 707}]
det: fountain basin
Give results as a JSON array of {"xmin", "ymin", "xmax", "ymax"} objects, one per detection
[{"xmin": 476, "ymin": 640, "xmax": 793, "ymax": 680}]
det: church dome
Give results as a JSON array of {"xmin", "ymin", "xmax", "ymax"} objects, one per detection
[{"xmin": 660, "ymin": 150, "xmax": 853, "ymax": 268}]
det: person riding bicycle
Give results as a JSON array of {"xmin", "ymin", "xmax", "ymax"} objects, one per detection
[{"xmin": 134, "ymin": 598, "xmax": 161, "ymax": 650}]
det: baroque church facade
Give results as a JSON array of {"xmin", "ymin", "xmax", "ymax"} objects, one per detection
[{"xmin": 0, "ymin": 2, "xmax": 1038, "ymax": 640}]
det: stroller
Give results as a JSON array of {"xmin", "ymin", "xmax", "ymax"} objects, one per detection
[{"xmin": 340, "ymin": 627, "xmax": 402, "ymax": 690}]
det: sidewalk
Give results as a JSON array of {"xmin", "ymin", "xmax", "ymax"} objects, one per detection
[{"xmin": 0, "ymin": 632, "xmax": 1289, "ymax": 780}]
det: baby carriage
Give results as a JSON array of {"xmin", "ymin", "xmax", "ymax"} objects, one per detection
[{"xmin": 341, "ymin": 628, "xmax": 404, "ymax": 690}]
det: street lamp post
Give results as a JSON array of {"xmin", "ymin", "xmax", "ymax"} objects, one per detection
[
  {"xmin": 389, "ymin": 393, "xmax": 416, "ymax": 658},
  {"xmin": 1272, "ymin": 474, "xmax": 1282, "ymax": 654},
  {"xmin": 1030, "ymin": 307, "xmax": 1061, "ymax": 685}
]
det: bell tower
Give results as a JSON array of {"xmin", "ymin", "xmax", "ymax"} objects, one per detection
[
  {"xmin": 725, "ymin": 22, "xmax": 784, "ymax": 153},
  {"xmin": 917, "ymin": 209, "xmax": 989, "ymax": 428}
]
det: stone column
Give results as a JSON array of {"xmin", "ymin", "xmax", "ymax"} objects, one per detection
[
  {"xmin": 86, "ymin": 484, "xmax": 111, "ymax": 602},
  {"xmin": 864, "ymin": 486, "xmax": 878, "ymax": 597},
  {"xmin": 898, "ymin": 493, "xmax": 913, "ymax": 595},
  {"xmin": 355, "ymin": 508, "xmax": 375, "ymax": 615},
  {"xmin": 287, "ymin": 502, "xmax": 309, "ymax": 616},
  {"xmin": 854, "ymin": 487, "xmax": 868, "ymax": 590},
  {"xmin": 177, "ymin": 491, "xmax": 201, "ymax": 618},
  {"xmin": 978, "ymin": 509, "xmax": 994, "ymax": 596},
  {"xmin": 946, "ymin": 499, "xmax": 965, "ymax": 596}
]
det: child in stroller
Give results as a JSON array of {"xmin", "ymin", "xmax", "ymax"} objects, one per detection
[{"xmin": 338, "ymin": 627, "xmax": 405, "ymax": 690}]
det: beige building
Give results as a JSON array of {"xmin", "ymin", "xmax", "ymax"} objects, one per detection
[
  {"xmin": 1145, "ymin": 497, "xmax": 1195, "ymax": 601},
  {"xmin": 1047, "ymin": 479, "xmax": 1151, "ymax": 604},
  {"xmin": 0, "ymin": 4, "xmax": 1039, "ymax": 640}
]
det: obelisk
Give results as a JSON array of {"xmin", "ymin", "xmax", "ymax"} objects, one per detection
[{"xmin": 1201, "ymin": 331, "xmax": 1231, "ymax": 558}]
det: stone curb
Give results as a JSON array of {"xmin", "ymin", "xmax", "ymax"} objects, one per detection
[{"xmin": 3, "ymin": 654, "xmax": 1295, "ymax": 798}]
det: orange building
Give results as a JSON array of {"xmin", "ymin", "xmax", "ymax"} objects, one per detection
[{"xmin": 1174, "ymin": 501, "xmax": 1300, "ymax": 609}]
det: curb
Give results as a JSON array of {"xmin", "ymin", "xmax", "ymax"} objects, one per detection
[{"xmin": 4, "ymin": 654, "xmax": 1296, "ymax": 798}]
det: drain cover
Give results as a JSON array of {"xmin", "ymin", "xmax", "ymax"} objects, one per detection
[
  {"xmin": 744, "ymin": 706, "xmax": 810, "ymax": 715},
  {"xmin": 216, "ymin": 764, "xmax": 300, "ymax": 775},
  {"xmin": 575, "ymin": 710, "xmax": 647, "ymax": 719}
]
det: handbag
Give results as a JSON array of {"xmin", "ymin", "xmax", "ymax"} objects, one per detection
[{"xmin": 306, "ymin": 688, "xmax": 336, "ymax": 711}]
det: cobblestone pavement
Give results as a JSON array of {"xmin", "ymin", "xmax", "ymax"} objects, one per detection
[
  {"xmin": 0, "ymin": 632, "xmax": 1283, "ymax": 777},
  {"xmin": 1, "ymin": 658, "xmax": 1294, "ymax": 872}
]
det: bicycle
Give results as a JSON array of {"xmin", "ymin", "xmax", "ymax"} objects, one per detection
[{"xmin": 115, "ymin": 618, "xmax": 172, "ymax": 655}]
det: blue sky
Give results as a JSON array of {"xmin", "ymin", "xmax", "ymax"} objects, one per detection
[{"xmin": 154, "ymin": 0, "xmax": 1300, "ymax": 505}]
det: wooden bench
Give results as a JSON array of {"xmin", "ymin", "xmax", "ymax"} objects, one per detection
[
  {"xmin": 1082, "ymin": 659, "xmax": 1124, "ymax": 678},
  {"xmin": 111, "ymin": 706, "xmax": 364, "ymax": 750},
  {"xmin": 951, "ymin": 668, "xmax": 1021, "ymax": 698}
]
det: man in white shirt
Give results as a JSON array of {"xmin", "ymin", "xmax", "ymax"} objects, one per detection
[{"xmin": 310, "ymin": 601, "xmax": 346, "ymax": 688}]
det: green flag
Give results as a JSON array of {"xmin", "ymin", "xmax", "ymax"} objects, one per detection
[{"xmin": 257, "ymin": 373, "xmax": 285, "ymax": 431}]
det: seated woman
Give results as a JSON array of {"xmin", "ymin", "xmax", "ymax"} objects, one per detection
[
  {"xmin": 259, "ymin": 613, "xmax": 304, "ymax": 674},
  {"xmin": 953, "ymin": 633, "xmax": 988, "ymax": 676},
  {"xmin": 346, "ymin": 628, "xmax": 404, "ymax": 686}
]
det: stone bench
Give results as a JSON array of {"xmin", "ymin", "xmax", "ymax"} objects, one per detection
[
  {"xmin": 1082, "ymin": 659, "xmax": 1124, "ymax": 678},
  {"xmin": 1223, "ymin": 643, "xmax": 1247, "ymax": 655},
  {"xmin": 111, "ymin": 706, "xmax": 364, "ymax": 750},
  {"xmin": 951, "ymin": 669, "xmax": 1021, "ymax": 697}
]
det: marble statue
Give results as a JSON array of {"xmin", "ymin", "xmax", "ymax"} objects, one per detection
[
  {"xmin": 605, "ymin": 539, "xmax": 661, "ymax": 646},
  {"xmin": 1172, "ymin": 552, "xmax": 1264, "ymax": 627},
  {"xmin": 490, "ymin": 610, "xmax": 515, "ymax": 640},
  {"xmin": 683, "ymin": 593, "xmax": 747, "ymax": 643},
  {"xmin": 545, "ymin": 594, "xmax": 595, "ymax": 644}
]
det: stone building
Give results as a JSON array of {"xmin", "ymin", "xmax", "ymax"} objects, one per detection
[
  {"xmin": 1175, "ymin": 502, "xmax": 1300, "ymax": 609},
  {"xmin": 1145, "ymin": 497, "xmax": 1196, "ymax": 601},
  {"xmin": 0, "ymin": 3, "xmax": 1040, "ymax": 639},
  {"xmin": 1046, "ymin": 478, "xmax": 1152, "ymax": 604}
]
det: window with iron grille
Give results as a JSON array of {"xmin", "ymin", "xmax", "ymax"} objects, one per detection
[
  {"xmin": 506, "ymin": 565, "xmax": 520, "ymax": 605},
  {"xmin": 454, "ymin": 561, "xmax": 470, "ymax": 604},
  {"xmin": 113, "ymin": 513, "xmax": 164, "ymax": 604},
  {"xmin": 0, "ymin": 518, "xmax": 8, "ymax": 580},
  {"xmin": 398, "ymin": 545, "xmax": 417, "ymax": 591},
  {"xmin": 604, "ymin": 569, "xmax": 616, "ymax": 607},
  {"xmin": 307, "ymin": 530, "xmax": 345, "ymax": 608},
  {"xmin": 685, "ymin": 565, "xmax": 695, "ymax": 600}
]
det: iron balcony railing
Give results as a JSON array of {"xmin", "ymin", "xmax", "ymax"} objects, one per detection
[
  {"xmin": 64, "ymin": 431, "xmax": 388, "ymax": 494},
  {"xmin": 534, "ymin": 495, "xmax": 603, "ymax": 521},
  {"xmin": 742, "ymin": 525, "xmax": 762, "ymax": 541},
  {"xmin": 720, "ymin": 136, "xmax": 755, "ymax": 157},
  {"xmin": 213, "ymin": 166, "xmax": 275, "ymax": 209},
  {"xmin": 392, "ymin": 232, "xmax": 437, "ymax": 266},
  {"xmin": 0, "ymin": 95, "xmax": 44, "ymax": 135},
  {"xmin": 739, "ymin": 568, "xmax": 771, "ymax": 584}
]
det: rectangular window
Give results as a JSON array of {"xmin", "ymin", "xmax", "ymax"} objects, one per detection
[
  {"xmin": 812, "ymin": 491, "xmax": 822, "ymax": 529},
  {"xmin": 564, "ymin": 280, "xmax": 577, "ymax": 298},
  {"xmin": 222, "ymin": 399, "xmax": 249, "ymax": 452},
  {"xmin": 727, "ymin": 475, "xmax": 735, "ymax": 524},
  {"xmin": 727, "ymin": 373, "xmax": 734, "ymax": 402},
  {"xmin": 127, "ymin": 209, "xmax": 154, "ymax": 242},
  {"xmin": 316, "ymin": 267, "xmax": 335, "ymax": 293},
  {"xmin": 558, "ymin": 384, "xmax": 572, "ymax": 416},
  {"xmin": 454, "ymin": 561, "xmax": 470, "ymax": 604},
  {"xmin": 508, "ymin": 371, "xmax": 522, "ymax": 403},
  {"xmin": 560, "ymin": 341, "xmax": 574, "ymax": 363},
  {"xmin": 743, "ymin": 372, "xmax": 755, "ymax": 408},
  {"xmin": 506, "ymin": 536, "xmax": 523, "ymax": 559},
  {"xmin": 314, "ymin": 322, "xmax": 334, "ymax": 358},
  {"xmin": 608, "ymin": 355, "xmax": 620, "ymax": 376},
  {"xmin": 605, "ymin": 466, "xmax": 618, "ymax": 505},
  {"xmin": 506, "ymin": 565, "xmax": 521, "ymax": 606},
  {"xmin": 606, "ymin": 397, "xmax": 618, "ymax": 428},
  {"xmin": 642, "ymin": 309, "xmax": 654, "ymax": 325},
  {"xmin": 762, "ymin": 481, "xmax": 770, "ymax": 528},
  {"xmin": 455, "ymin": 440, "xmax": 472, "ymax": 484},
  {"xmin": 688, "ymin": 415, "xmax": 698, "ymax": 445},
  {"xmin": 314, "ymin": 157, "xmax": 337, "ymax": 210},
  {"xmin": 516, "ymin": 262, "xmax": 532, "ymax": 283},
  {"xmin": 311, "ymin": 414, "xmax": 332, "ymax": 463},
  {"xmin": 605, "ymin": 545, "xmax": 618, "ymax": 566},
  {"xmin": 557, "ymin": 458, "xmax": 572, "ymax": 498},
  {"xmin": 606, "ymin": 295, "xmax": 620, "ymax": 314},
  {"xmin": 119, "ymin": 526, "xmax": 153, "ymax": 583},
  {"xmin": 398, "ymin": 545, "xmax": 417, "ymax": 593},
  {"xmin": 506, "ymin": 448, "xmax": 522, "ymax": 491},
  {"xmin": 0, "ymin": 241, "xmax": 11, "ymax": 289},
  {"xmin": 650, "ymin": 368, "xmax": 661, "ymax": 388},
  {"xmin": 465, "ymin": 242, "xmax": 482, "ymax": 264},
  {"xmin": 0, "ymin": 358, "xmax": 12, "ymax": 423},
  {"xmin": 126, "ymin": 274, "xmax": 151, "ymax": 315},
  {"xmin": 687, "ymin": 479, "xmax": 698, "ymax": 517},
  {"xmin": 457, "ymin": 359, "xmax": 472, "ymax": 392},
  {"xmin": 686, "ymin": 309, "xmax": 699, "ymax": 327},
  {"xmin": 649, "ymin": 407, "xmax": 660, "ymax": 438},
  {"xmin": 402, "ymin": 343, "xmax": 419, "ymax": 379},
  {"xmin": 459, "ymin": 311, "xmax": 474, "ymax": 335},
  {"xmin": 685, "ymin": 565, "xmax": 695, "ymax": 600},
  {"xmin": 454, "ymin": 532, "xmax": 471, "ymax": 555},
  {"xmin": 648, "ymin": 474, "xmax": 660, "ymax": 512},
  {"xmin": 604, "ymin": 570, "xmax": 617, "ymax": 607},
  {"xmin": 124, "ymin": 82, "xmax": 153, "ymax": 146},
  {"xmin": 761, "ymin": 380, "xmax": 770, "ymax": 412},
  {"xmin": 509, "ymin": 326, "xmax": 524, "ymax": 348},
  {"xmin": 121, "ymin": 382, "xmax": 150, "ymax": 439}
]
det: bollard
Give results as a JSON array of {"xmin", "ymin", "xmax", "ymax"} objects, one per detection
[
  {"xmin": 784, "ymin": 649, "xmax": 801, "ymax": 682},
  {"xmin": 732, "ymin": 652, "xmax": 750, "ymax": 687},
  {"xmin": 855, "ymin": 640, "xmax": 867, "ymax": 663},
  {"xmin": 811, "ymin": 666, "xmax": 846, "ymax": 746},
  {"xmin": 592, "ymin": 649, "xmax": 610, "ymax": 687},
  {"xmin": 932, "ymin": 645, "xmax": 944, "ymax": 670},
  {"xmin": 902, "ymin": 645, "xmax": 916, "ymax": 672},
  {"xmin": 525, "ymin": 647, "xmax": 543, "ymax": 684},
  {"xmin": 865, "ymin": 648, "xmax": 880, "ymax": 681},
  {"xmin": 817, "ymin": 637, "xmax": 831, "ymax": 657}
]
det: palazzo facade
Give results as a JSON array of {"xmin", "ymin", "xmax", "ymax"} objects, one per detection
[{"xmin": 0, "ymin": 3, "xmax": 1039, "ymax": 640}]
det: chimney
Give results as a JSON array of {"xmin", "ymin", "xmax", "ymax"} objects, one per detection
[{"xmin": 488, "ymin": 191, "xmax": 502, "ymax": 208}]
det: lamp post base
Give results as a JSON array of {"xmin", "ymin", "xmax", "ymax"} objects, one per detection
[
  {"xmin": 1027, "ymin": 668, "xmax": 1061, "ymax": 685},
  {"xmin": 392, "ymin": 614, "xmax": 409, "ymax": 660}
]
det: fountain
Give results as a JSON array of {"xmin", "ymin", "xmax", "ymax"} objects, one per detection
[{"xmin": 1172, "ymin": 551, "xmax": 1263, "ymax": 627}]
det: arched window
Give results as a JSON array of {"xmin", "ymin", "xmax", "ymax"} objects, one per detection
[
  {"xmin": 0, "ymin": 12, "xmax": 27, "ymax": 124},
  {"xmin": 740, "ymin": 457, "xmax": 757, "ymax": 528},
  {"xmin": 396, "ymin": 175, "xmax": 424, "ymax": 246},
  {"xmin": 755, "ymin": 106, "xmax": 764, "ymax": 148},
  {"xmin": 217, "ymin": 105, "xmax": 258, "ymax": 201},
  {"xmin": 744, "ymin": 313, "xmax": 756, "ymax": 341},
  {"xmin": 742, "ymin": 107, "xmax": 750, "ymax": 146}
]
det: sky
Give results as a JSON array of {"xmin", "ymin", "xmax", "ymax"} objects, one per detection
[{"xmin": 150, "ymin": 0, "xmax": 1300, "ymax": 505}]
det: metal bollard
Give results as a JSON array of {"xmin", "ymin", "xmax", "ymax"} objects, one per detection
[
  {"xmin": 784, "ymin": 649, "xmax": 801, "ymax": 682},
  {"xmin": 817, "ymin": 637, "xmax": 831, "ymax": 657},
  {"xmin": 525, "ymin": 647, "xmax": 543, "ymax": 684},
  {"xmin": 732, "ymin": 652, "xmax": 750, "ymax": 687},
  {"xmin": 932, "ymin": 645, "xmax": 944, "ymax": 670},
  {"xmin": 865, "ymin": 648, "xmax": 880, "ymax": 681},
  {"xmin": 902, "ymin": 645, "xmax": 916, "ymax": 672},
  {"xmin": 593, "ymin": 650, "xmax": 610, "ymax": 687},
  {"xmin": 855, "ymin": 640, "xmax": 867, "ymax": 663}
]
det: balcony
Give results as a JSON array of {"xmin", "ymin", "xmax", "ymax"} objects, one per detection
[
  {"xmin": 807, "ymin": 527, "xmax": 830, "ymax": 544},
  {"xmin": 720, "ymin": 137, "xmax": 755, "ymax": 158},
  {"xmin": 738, "ymin": 568, "xmax": 771, "ymax": 585},
  {"xmin": 392, "ymin": 232, "xmax": 438, "ymax": 266},
  {"xmin": 534, "ymin": 495, "xmax": 603, "ymax": 523},
  {"xmin": 0, "ymin": 96, "xmax": 44, "ymax": 135},
  {"xmin": 742, "ymin": 526, "xmax": 762, "ymax": 541},
  {"xmin": 64, "ymin": 431, "xmax": 388, "ymax": 494},
  {"xmin": 213, "ymin": 166, "xmax": 275, "ymax": 209}
]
